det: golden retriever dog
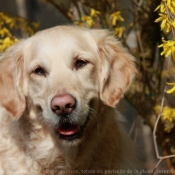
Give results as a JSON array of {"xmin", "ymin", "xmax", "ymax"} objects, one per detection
[{"xmin": 0, "ymin": 26, "xmax": 138, "ymax": 175}]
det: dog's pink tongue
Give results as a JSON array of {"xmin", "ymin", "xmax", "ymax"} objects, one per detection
[{"xmin": 58, "ymin": 125, "xmax": 79, "ymax": 135}]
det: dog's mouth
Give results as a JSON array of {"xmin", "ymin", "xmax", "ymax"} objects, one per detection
[
  {"xmin": 57, "ymin": 124, "xmax": 82, "ymax": 140},
  {"xmin": 56, "ymin": 114, "xmax": 90, "ymax": 141}
]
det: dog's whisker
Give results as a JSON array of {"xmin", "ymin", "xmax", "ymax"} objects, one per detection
[
  {"xmin": 89, "ymin": 107, "xmax": 99, "ymax": 122},
  {"xmin": 88, "ymin": 107, "xmax": 100, "ymax": 136}
]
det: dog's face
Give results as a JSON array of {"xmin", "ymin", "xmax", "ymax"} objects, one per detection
[
  {"xmin": 25, "ymin": 27, "xmax": 100, "ymax": 142},
  {"xmin": 0, "ymin": 26, "xmax": 136, "ymax": 144}
]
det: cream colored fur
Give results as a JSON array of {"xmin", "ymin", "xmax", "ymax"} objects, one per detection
[{"xmin": 0, "ymin": 26, "xmax": 138, "ymax": 175}]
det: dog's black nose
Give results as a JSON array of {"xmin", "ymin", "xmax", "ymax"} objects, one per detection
[{"xmin": 51, "ymin": 94, "xmax": 76, "ymax": 115}]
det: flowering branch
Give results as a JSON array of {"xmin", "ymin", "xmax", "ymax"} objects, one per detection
[
  {"xmin": 152, "ymin": 0, "xmax": 175, "ymax": 173},
  {"xmin": 0, "ymin": 12, "xmax": 39, "ymax": 52},
  {"xmin": 164, "ymin": 2, "xmax": 175, "ymax": 38}
]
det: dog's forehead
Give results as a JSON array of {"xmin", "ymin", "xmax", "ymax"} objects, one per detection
[
  {"xmin": 25, "ymin": 26, "xmax": 99, "ymax": 69},
  {"xmin": 28, "ymin": 27, "xmax": 98, "ymax": 61},
  {"xmin": 33, "ymin": 27, "xmax": 96, "ymax": 50}
]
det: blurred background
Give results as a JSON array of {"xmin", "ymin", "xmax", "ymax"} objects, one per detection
[{"xmin": 1, "ymin": 0, "xmax": 175, "ymax": 174}]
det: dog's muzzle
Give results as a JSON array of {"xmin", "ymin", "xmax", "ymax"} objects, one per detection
[
  {"xmin": 56, "ymin": 113, "xmax": 90, "ymax": 141},
  {"xmin": 51, "ymin": 94, "xmax": 90, "ymax": 141}
]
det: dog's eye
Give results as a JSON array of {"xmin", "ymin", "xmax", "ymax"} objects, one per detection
[
  {"xmin": 33, "ymin": 67, "xmax": 46, "ymax": 76},
  {"xmin": 75, "ymin": 59, "xmax": 87, "ymax": 69}
]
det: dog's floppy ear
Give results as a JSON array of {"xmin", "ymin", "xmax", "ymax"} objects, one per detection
[
  {"xmin": 92, "ymin": 30, "xmax": 137, "ymax": 107},
  {"xmin": 0, "ymin": 41, "xmax": 26, "ymax": 119}
]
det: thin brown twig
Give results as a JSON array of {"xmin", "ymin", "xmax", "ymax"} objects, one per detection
[
  {"xmin": 128, "ymin": 114, "xmax": 140, "ymax": 143},
  {"xmin": 131, "ymin": 0, "xmax": 149, "ymax": 14},
  {"xmin": 151, "ymin": 159, "xmax": 162, "ymax": 175},
  {"xmin": 135, "ymin": 115, "xmax": 141, "ymax": 143},
  {"xmin": 152, "ymin": 87, "xmax": 166, "ymax": 159},
  {"xmin": 129, "ymin": 118, "xmax": 136, "ymax": 137}
]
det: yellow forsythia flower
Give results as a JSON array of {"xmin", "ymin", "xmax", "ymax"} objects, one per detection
[
  {"xmin": 154, "ymin": 105, "xmax": 175, "ymax": 133},
  {"xmin": 74, "ymin": 21, "xmax": 85, "ymax": 27},
  {"xmin": 164, "ymin": 121, "xmax": 174, "ymax": 133},
  {"xmin": 114, "ymin": 27, "xmax": 125, "ymax": 38},
  {"xmin": 81, "ymin": 16, "xmax": 94, "ymax": 28},
  {"xmin": 110, "ymin": 11, "xmax": 124, "ymax": 26},
  {"xmin": 0, "ymin": 37, "xmax": 18, "ymax": 52},
  {"xmin": 90, "ymin": 8, "xmax": 100, "ymax": 17},
  {"xmin": 0, "ymin": 12, "xmax": 39, "ymax": 52},
  {"xmin": 0, "ymin": 28, "xmax": 12, "ymax": 38},
  {"xmin": 172, "ymin": 20, "xmax": 175, "ymax": 29},
  {"xmin": 155, "ymin": 0, "xmax": 175, "ymax": 14},
  {"xmin": 154, "ymin": 2, "xmax": 165, "ymax": 13},
  {"xmin": 162, "ymin": 106, "xmax": 175, "ymax": 122},
  {"xmin": 155, "ymin": 14, "xmax": 171, "ymax": 32},
  {"xmin": 155, "ymin": 0, "xmax": 175, "ymax": 33},
  {"xmin": 166, "ymin": 82, "xmax": 175, "ymax": 94},
  {"xmin": 158, "ymin": 38, "xmax": 175, "ymax": 59}
]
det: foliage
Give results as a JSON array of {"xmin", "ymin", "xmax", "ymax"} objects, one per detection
[
  {"xmin": 154, "ymin": 0, "xmax": 175, "ymax": 135},
  {"xmin": 154, "ymin": 105, "xmax": 175, "ymax": 133},
  {"xmin": 69, "ymin": 0, "xmax": 126, "ymax": 38},
  {"xmin": 152, "ymin": 0, "xmax": 175, "ymax": 172},
  {"xmin": 0, "ymin": 12, "xmax": 39, "ymax": 52}
]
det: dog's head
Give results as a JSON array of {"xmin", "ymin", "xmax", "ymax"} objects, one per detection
[{"xmin": 0, "ymin": 26, "xmax": 136, "ymax": 144}]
